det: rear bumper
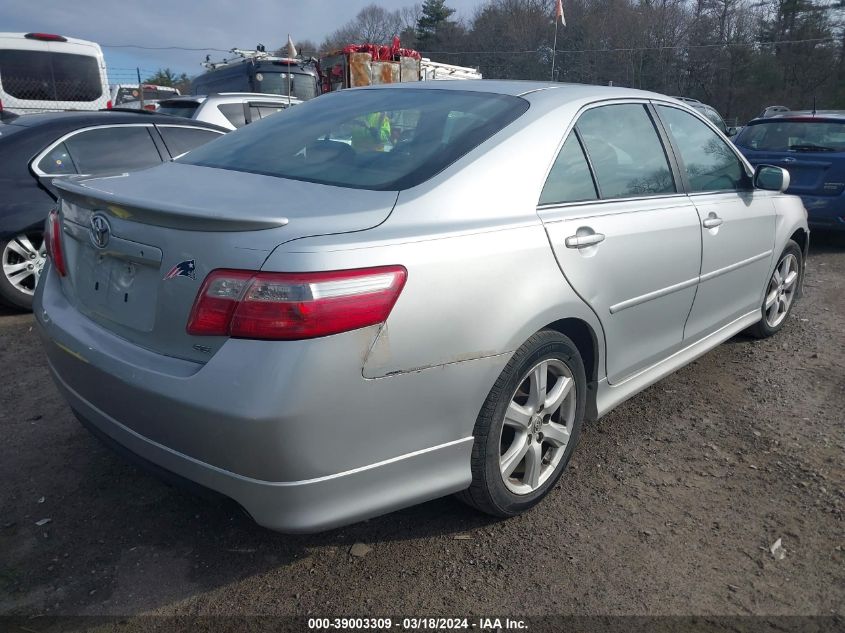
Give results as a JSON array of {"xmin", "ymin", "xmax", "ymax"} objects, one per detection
[
  {"xmin": 55, "ymin": 371, "xmax": 471, "ymax": 533},
  {"xmin": 34, "ymin": 266, "xmax": 505, "ymax": 532}
]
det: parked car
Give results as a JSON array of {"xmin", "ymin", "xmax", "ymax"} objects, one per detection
[
  {"xmin": 0, "ymin": 111, "xmax": 227, "ymax": 309},
  {"xmin": 110, "ymin": 83, "xmax": 180, "ymax": 111},
  {"xmin": 734, "ymin": 111, "xmax": 845, "ymax": 231},
  {"xmin": 671, "ymin": 96, "xmax": 731, "ymax": 135},
  {"xmin": 759, "ymin": 105, "xmax": 790, "ymax": 118},
  {"xmin": 0, "ymin": 32, "xmax": 110, "ymax": 115},
  {"xmin": 35, "ymin": 81, "xmax": 808, "ymax": 533},
  {"xmin": 156, "ymin": 93, "xmax": 300, "ymax": 130}
]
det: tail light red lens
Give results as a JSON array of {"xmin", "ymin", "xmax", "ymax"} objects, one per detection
[
  {"xmin": 44, "ymin": 209, "xmax": 67, "ymax": 277},
  {"xmin": 187, "ymin": 266, "xmax": 407, "ymax": 340},
  {"xmin": 25, "ymin": 33, "xmax": 68, "ymax": 42}
]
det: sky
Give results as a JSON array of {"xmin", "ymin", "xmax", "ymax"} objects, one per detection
[{"xmin": 2, "ymin": 0, "xmax": 481, "ymax": 83}]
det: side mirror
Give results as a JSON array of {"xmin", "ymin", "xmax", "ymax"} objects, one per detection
[
  {"xmin": 726, "ymin": 127, "xmax": 737, "ymax": 137},
  {"xmin": 754, "ymin": 165, "xmax": 790, "ymax": 193}
]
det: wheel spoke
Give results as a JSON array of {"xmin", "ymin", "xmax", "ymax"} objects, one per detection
[
  {"xmin": 8, "ymin": 268, "xmax": 34, "ymax": 285},
  {"xmin": 3, "ymin": 261, "xmax": 28, "ymax": 276},
  {"xmin": 523, "ymin": 442, "xmax": 544, "ymax": 489},
  {"xmin": 772, "ymin": 269, "xmax": 782, "ymax": 285},
  {"xmin": 543, "ymin": 421, "xmax": 570, "ymax": 448},
  {"xmin": 529, "ymin": 361, "xmax": 548, "ymax": 412},
  {"xmin": 766, "ymin": 300, "xmax": 778, "ymax": 321},
  {"xmin": 5, "ymin": 240, "xmax": 30, "ymax": 260},
  {"xmin": 764, "ymin": 289, "xmax": 778, "ymax": 309},
  {"xmin": 16, "ymin": 235, "xmax": 38, "ymax": 258},
  {"xmin": 504, "ymin": 401, "xmax": 532, "ymax": 430},
  {"xmin": 500, "ymin": 435, "xmax": 529, "ymax": 478},
  {"xmin": 783, "ymin": 270, "xmax": 798, "ymax": 290},
  {"xmin": 543, "ymin": 375, "xmax": 572, "ymax": 416}
]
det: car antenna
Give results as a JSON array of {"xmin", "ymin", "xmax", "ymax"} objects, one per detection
[{"xmin": 812, "ymin": 95, "xmax": 817, "ymax": 115}]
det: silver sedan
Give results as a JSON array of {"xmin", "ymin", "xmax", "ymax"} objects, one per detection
[{"xmin": 35, "ymin": 81, "xmax": 808, "ymax": 532}]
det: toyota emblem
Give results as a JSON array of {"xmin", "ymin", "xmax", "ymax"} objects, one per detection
[{"xmin": 89, "ymin": 213, "xmax": 111, "ymax": 249}]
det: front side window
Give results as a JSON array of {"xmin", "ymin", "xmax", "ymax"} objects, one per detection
[
  {"xmin": 539, "ymin": 133, "xmax": 597, "ymax": 205},
  {"xmin": 64, "ymin": 126, "xmax": 162, "ymax": 174},
  {"xmin": 0, "ymin": 50, "xmax": 102, "ymax": 102},
  {"xmin": 657, "ymin": 105, "xmax": 747, "ymax": 193},
  {"xmin": 576, "ymin": 104, "xmax": 675, "ymax": 199},
  {"xmin": 180, "ymin": 89, "xmax": 529, "ymax": 190}
]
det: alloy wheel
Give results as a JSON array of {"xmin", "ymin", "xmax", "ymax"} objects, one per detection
[
  {"xmin": 499, "ymin": 358, "xmax": 577, "ymax": 495},
  {"xmin": 764, "ymin": 253, "xmax": 798, "ymax": 328},
  {"xmin": 2, "ymin": 232, "xmax": 47, "ymax": 297}
]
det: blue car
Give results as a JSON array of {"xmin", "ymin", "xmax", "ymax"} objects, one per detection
[{"xmin": 734, "ymin": 111, "xmax": 845, "ymax": 231}]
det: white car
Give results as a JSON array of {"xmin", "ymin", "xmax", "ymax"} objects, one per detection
[{"xmin": 156, "ymin": 93, "xmax": 300, "ymax": 130}]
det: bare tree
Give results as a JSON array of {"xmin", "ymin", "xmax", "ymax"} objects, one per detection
[{"xmin": 321, "ymin": 4, "xmax": 405, "ymax": 51}]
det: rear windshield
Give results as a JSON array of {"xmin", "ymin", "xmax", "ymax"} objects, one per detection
[
  {"xmin": 0, "ymin": 50, "xmax": 102, "ymax": 102},
  {"xmin": 157, "ymin": 101, "xmax": 200, "ymax": 119},
  {"xmin": 736, "ymin": 120, "xmax": 845, "ymax": 152},
  {"xmin": 180, "ymin": 88, "xmax": 529, "ymax": 190},
  {"xmin": 115, "ymin": 86, "xmax": 177, "ymax": 104}
]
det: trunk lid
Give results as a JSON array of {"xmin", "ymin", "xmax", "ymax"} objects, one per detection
[{"xmin": 54, "ymin": 162, "xmax": 397, "ymax": 362}]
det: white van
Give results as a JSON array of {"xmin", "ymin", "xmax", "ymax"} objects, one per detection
[{"xmin": 0, "ymin": 33, "xmax": 110, "ymax": 115}]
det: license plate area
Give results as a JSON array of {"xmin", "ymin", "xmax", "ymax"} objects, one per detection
[{"xmin": 70, "ymin": 232, "xmax": 163, "ymax": 332}]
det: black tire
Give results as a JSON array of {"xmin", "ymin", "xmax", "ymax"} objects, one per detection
[
  {"xmin": 746, "ymin": 239, "xmax": 803, "ymax": 339},
  {"xmin": 457, "ymin": 330, "xmax": 586, "ymax": 517},
  {"xmin": 0, "ymin": 233, "xmax": 45, "ymax": 311}
]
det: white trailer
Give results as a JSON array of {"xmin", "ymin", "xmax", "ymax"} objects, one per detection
[{"xmin": 420, "ymin": 58, "xmax": 482, "ymax": 81}]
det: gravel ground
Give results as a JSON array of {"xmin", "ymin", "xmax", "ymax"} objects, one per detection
[{"xmin": 1, "ymin": 233, "xmax": 843, "ymax": 620}]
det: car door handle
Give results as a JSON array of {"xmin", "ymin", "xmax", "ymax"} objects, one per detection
[
  {"xmin": 565, "ymin": 232, "xmax": 605, "ymax": 248},
  {"xmin": 702, "ymin": 215, "xmax": 723, "ymax": 229}
]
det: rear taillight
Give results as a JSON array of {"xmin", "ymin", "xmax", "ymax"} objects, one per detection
[
  {"xmin": 187, "ymin": 266, "xmax": 407, "ymax": 340},
  {"xmin": 44, "ymin": 209, "xmax": 67, "ymax": 277},
  {"xmin": 106, "ymin": 100, "xmax": 113, "ymax": 110}
]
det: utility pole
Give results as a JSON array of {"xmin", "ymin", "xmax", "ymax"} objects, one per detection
[{"xmin": 136, "ymin": 67, "xmax": 144, "ymax": 110}]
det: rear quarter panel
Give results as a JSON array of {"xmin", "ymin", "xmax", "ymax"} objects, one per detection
[{"xmin": 261, "ymin": 92, "xmax": 607, "ymax": 381}]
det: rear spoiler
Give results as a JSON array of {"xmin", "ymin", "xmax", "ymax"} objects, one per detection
[{"xmin": 54, "ymin": 177, "xmax": 289, "ymax": 232}]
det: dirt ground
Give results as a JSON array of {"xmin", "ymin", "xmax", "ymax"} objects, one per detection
[{"xmin": 1, "ymin": 233, "xmax": 843, "ymax": 622}]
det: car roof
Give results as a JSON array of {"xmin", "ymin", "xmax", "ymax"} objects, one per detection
[
  {"xmin": 358, "ymin": 79, "xmax": 669, "ymax": 102},
  {"xmin": 750, "ymin": 110, "xmax": 845, "ymax": 123},
  {"xmin": 6, "ymin": 110, "xmax": 211, "ymax": 127},
  {"xmin": 0, "ymin": 111, "xmax": 230, "ymax": 138},
  {"xmin": 165, "ymin": 93, "xmax": 300, "ymax": 101}
]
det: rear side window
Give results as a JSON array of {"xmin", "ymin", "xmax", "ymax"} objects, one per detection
[
  {"xmin": 539, "ymin": 133, "xmax": 597, "ymax": 205},
  {"xmin": 217, "ymin": 103, "xmax": 247, "ymax": 128},
  {"xmin": 37, "ymin": 142, "xmax": 77, "ymax": 175},
  {"xmin": 736, "ymin": 120, "xmax": 845, "ymax": 152},
  {"xmin": 576, "ymin": 104, "xmax": 675, "ymax": 199},
  {"xmin": 158, "ymin": 126, "xmax": 222, "ymax": 157},
  {"xmin": 657, "ymin": 105, "xmax": 747, "ymax": 193},
  {"xmin": 64, "ymin": 126, "xmax": 162, "ymax": 174},
  {"xmin": 0, "ymin": 50, "xmax": 102, "ymax": 102},
  {"xmin": 180, "ymin": 88, "xmax": 529, "ymax": 190}
]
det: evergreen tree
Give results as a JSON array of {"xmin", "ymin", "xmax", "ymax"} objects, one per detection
[{"xmin": 415, "ymin": 0, "xmax": 457, "ymax": 49}]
